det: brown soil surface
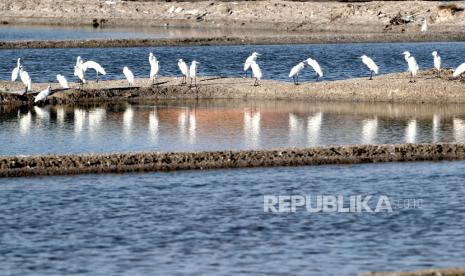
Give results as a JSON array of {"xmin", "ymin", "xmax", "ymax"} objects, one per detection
[
  {"xmin": 1, "ymin": 0, "xmax": 465, "ymax": 44},
  {"xmin": 1, "ymin": 143, "xmax": 464, "ymax": 177},
  {"xmin": 1, "ymin": 69, "xmax": 464, "ymax": 106}
]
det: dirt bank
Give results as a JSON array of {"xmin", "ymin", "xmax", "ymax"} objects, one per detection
[
  {"xmin": 2, "ymin": 30, "xmax": 465, "ymax": 49},
  {"xmin": 360, "ymin": 267, "xmax": 465, "ymax": 276},
  {"xmin": 1, "ymin": 0, "xmax": 465, "ymax": 35},
  {"xmin": 1, "ymin": 69, "xmax": 465, "ymax": 106},
  {"xmin": 1, "ymin": 143, "xmax": 464, "ymax": 177}
]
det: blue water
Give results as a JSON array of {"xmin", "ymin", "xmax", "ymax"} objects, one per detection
[
  {"xmin": 1, "ymin": 161, "xmax": 465, "ymax": 275},
  {"xmin": 0, "ymin": 25, "xmax": 260, "ymax": 42},
  {"xmin": 1, "ymin": 41, "xmax": 464, "ymax": 83},
  {"xmin": 1, "ymin": 100, "xmax": 464, "ymax": 156}
]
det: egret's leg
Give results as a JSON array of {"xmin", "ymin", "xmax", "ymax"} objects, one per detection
[
  {"xmin": 296, "ymin": 74, "xmax": 299, "ymax": 85},
  {"xmin": 96, "ymin": 72, "xmax": 99, "ymax": 83},
  {"xmin": 369, "ymin": 71, "xmax": 373, "ymax": 80},
  {"xmin": 437, "ymin": 69, "xmax": 440, "ymax": 78},
  {"xmin": 195, "ymin": 77, "xmax": 197, "ymax": 87}
]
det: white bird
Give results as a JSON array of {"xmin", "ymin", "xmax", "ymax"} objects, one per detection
[
  {"xmin": 403, "ymin": 51, "xmax": 419, "ymax": 82},
  {"xmin": 74, "ymin": 66, "xmax": 86, "ymax": 88},
  {"xmin": 289, "ymin": 62, "xmax": 305, "ymax": 85},
  {"xmin": 19, "ymin": 66, "xmax": 31, "ymax": 94},
  {"xmin": 189, "ymin": 60, "xmax": 200, "ymax": 87},
  {"xmin": 123, "ymin": 66, "xmax": 135, "ymax": 87},
  {"xmin": 76, "ymin": 56, "xmax": 83, "ymax": 67},
  {"xmin": 11, "ymin": 58, "xmax": 21, "ymax": 82},
  {"xmin": 305, "ymin": 58, "xmax": 323, "ymax": 80},
  {"xmin": 453, "ymin": 63, "xmax": 465, "ymax": 78},
  {"xmin": 80, "ymin": 61, "xmax": 106, "ymax": 82},
  {"xmin": 56, "ymin": 74, "xmax": 69, "ymax": 89},
  {"xmin": 244, "ymin": 52, "xmax": 260, "ymax": 78},
  {"xmin": 149, "ymin": 53, "xmax": 159, "ymax": 85},
  {"xmin": 178, "ymin": 59, "xmax": 189, "ymax": 84},
  {"xmin": 250, "ymin": 61, "xmax": 262, "ymax": 86},
  {"xmin": 421, "ymin": 19, "xmax": 427, "ymax": 32},
  {"xmin": 432, "ymin": 51, "xmax": 441, "ymax": 78},
  {"xmin": 360, "ymin": 55, "xmax": 379, "ymax": 80},
  {"xmin": 34, "ymin": 86, "xmax": 52, "ymax": 103}
]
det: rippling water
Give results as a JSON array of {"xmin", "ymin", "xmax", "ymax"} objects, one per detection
[
  {"xmin": 1, "ymin": 42, "xmax": 465, "ymax": 83},
  {"xmin": 1, "ymin": 100, "xmax": 465, "ymax": 156},
  {"xmin": 1, "ymin": 161, "xmax": 465, "ymax": 275}
]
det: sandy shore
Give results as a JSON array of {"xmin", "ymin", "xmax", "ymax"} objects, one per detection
[
  {"xmin": 1, "ymin": 69, "xmax": 465, "ymax": 106},
  {"xmin": 1, "ymin": 143, "xmax": 464, "ymax": 177},
  {"xmin": 1, "ymin": 1, "xmax": 465, "ymax": 44}
]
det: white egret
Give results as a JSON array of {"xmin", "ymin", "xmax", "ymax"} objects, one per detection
[
  {"xmin": 34, "ymin": 86, "xmax": 52, "ymax": 103},
  {"xmin": 56, "ymin": 74, "xmax": 69, "ymax": 89},
  {"xmin": 11, "ymin": 58, "xmax": 21, "ymax": 82},
  {"xmin": 453, "ymin": 62, "xmax": 465, "ymax": 79},
  {"xmin": 80, "ymin": 60, "xmax": 106, "ymax": 82},
  {"xmin": 149, "ymin": 52, "xmax": 159, "ymax": 84},
  {"xmin": 432, "ymin": 51, "xmax": 441, "ymax": 78},
  {"xmin": 123, "ymin": 66, "xmax": 135, "ymax": 87},
  {"xmin": 403, "ymin": 51, "xmax": 419, "ymax": 82},
  {"xmin": 250, "ymin": 61, "xmax": 262, "ymax": 86},
  {"xmin": 74, "ymin": 66, "xmax": 86, "ymax": 89},
  {"xmin": 244, "ymin": 52, "xmax": 260, "ymax": 78},
  {"xmin": 76, "ymin": 56, "xmax": 83, "ymax": 67},
  {"xmin": 19, "ymin": 66, "xmax": 31, "ymax": 94},
  {"xmin": 178, "ymin": 59, "xmax": 189, "ymax": 84},
  {"xmin": 189, "ymin": 60, "xmax": 200, "ymax": 87},
  {"xmin": 360, "ymin": 55, "xmax": 379, "ymax": 80},
  {"xmin": 421, "ymin": 19, "xmax": 427, "ymax": 32},
  {"xmin": 305, "ymin": 58, "xmax": 323, "ymax": 81},
  {"xmin": 288, "ymin": 62, "xmax": 305, "ymax": 85}
]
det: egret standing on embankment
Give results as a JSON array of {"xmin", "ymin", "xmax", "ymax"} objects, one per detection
[
  {"xmin": 305, "ymin": 58, "xmax": 323, "ymax": 81},
  {"xmin": 250, "ymin": 61, "xmax": 262, "ymax": 86},
  {"xmin": 432, "ymin": 51, "xmax": 441, "ymax": 77},
  {"xmin": 403, "ymin": 51, "xmax": 419, "ymax": 83},
  {"xmin": 149, "ymin": 53, "xmax": 159, "ymax": 85},
  {"xmin": 453, "ymin": 63, "xmax": 465, "ymax": 79},
  {"xmin": 189, "ymin": 60, "xmax": 199, "ymax": 87},
  {"xmin": 289, "ymin": 62, "xmax": 305, "ymax": 85},
  {"xmin": 56, "ymin": 74, "xmax": 69, "ymax": 89},
  {"xmin": 80, "ymin": 60, "xmax": 106, "ymax": 82},
  {"xmin": 244, "ymin": 52, "xmax": 260, "ymax": 78},
  {"xmin": 123, "ymin": 66, "xmax": 135, "ymax": 87},
  {"xmin": 360, "ymin": 55, "xmax": 379, "ymax": 80},
  {"xmin": 34, "ymin": 86, "xmax": 51, "ymax": 103},
  {"xmin": 74, "ymin": 65, "xmax": 86, "ymax": 89},
  {"xmin": 19, "ymin": 66, "xmax": 31, "ymax": 94},
  {"xmin": 178, "ymin": 59, "xmax": 188, "ymax": 85},
  {"xmin": 11, "ymin": 58, "xmax": 21, "ymax": 82}
]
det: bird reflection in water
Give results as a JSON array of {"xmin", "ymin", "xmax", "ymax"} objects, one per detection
[
  {"xmin": 123, "ymin": 105, "xmax": 134, "ymax": 136},
  {"xmin": 453, "ymin": 118, "xmax": 465, "ymax": 143},
  {"xmin": 307, "ymin": 112, "xmax": 322, "ymax": 146},
  {"xmin": 149, "ymin": 108, "xmax": 159, "ymax": 142},
  {"xmin": 361, "ymin": 117, "xmax": 378, "ymax": 144},
  {"xmin": 178, "ymin": 108, "xmax": 196, "ymax": 144},
  {"xmin": 19, "ymin": 111, "xmax": 32, "ymax": 135},
  {"xmin": 405, "ymin": 119, "xmax": 417, "ymax": 143},
  {"xmin": 244, "ymin": 109, "xmax": 261, "ymax": 148}
]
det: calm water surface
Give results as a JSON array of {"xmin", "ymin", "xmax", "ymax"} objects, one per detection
[
  {"xmin": 1, "ymin": 100, "xmax": 465, "ymax": 156},
  {"xmin": 1, "ymin": 42, "xmax": 465, "ymax": 83},
  {"xmin": 0, "ymin": 25, "xmax": 276, "ymax": 41},
  {"xmin": 1, "ymin": 161, "xmax": 465, "ymax": 275}
]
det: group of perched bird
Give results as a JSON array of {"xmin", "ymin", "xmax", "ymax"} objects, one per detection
[{"xmin": 8, "ymin": 49, "xmax": 465, "ymax": 104}]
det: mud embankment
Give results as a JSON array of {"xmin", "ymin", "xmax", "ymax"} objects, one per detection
[
  {"xmin": 2, "ymin": 32, "xmax": 465, "ymax": 49},
  {"xmin": 1, "ymin": 70, "xmax": 465, "ymax": 106},
  {"xmin": 1, "ymin": 143, "xmax": 464, "ymax": 177}
]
